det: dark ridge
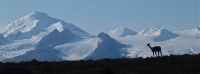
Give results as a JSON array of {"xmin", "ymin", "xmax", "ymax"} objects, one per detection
[{"xmin": 0, "ymin": 53, "xmax": 200, "ymax": 74}]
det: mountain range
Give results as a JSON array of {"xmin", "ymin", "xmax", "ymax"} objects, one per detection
[{"xmin": 0, "ymin": 11, "xmax": 199, "ymax": 62}]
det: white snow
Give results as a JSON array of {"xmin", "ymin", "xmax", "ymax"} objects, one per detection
[
  {"xmin": 47, "ymin": 22, "xmax": 64, "ymax": 32},
  {"xmin": 0, "ymin": 39, "xmax": 38, "ymax": 60},
  {"xmin": 138, "ymin": 26, "xmax": 161, "ymax": 36},
  {"xmin": 55, "ymin": 38, "xmax": 101, "ymax": 60},
  {"xmin": 109, "ymin": 27, "xmax": 137, "ymax": 38},
  {"xmin": 0, "ymin": 19, "xmax": 38, "ymax": 37}
]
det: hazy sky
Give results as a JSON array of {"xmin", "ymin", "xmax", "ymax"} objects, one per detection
[{"xmin": 0, "ymin": 0, "xmax": 199, "ymax": 35}]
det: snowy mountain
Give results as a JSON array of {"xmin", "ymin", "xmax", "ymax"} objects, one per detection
[
  {"xmin": 108, "ymin": 27, "xmax": 200, "ymax": 58},
  {"xmin": 0, "ymin": 11, "xmax": 89, "ymax": 40},
  {"xmin": 0, "ymin": 11, "xmax": 200, "ymax": 62},
  {"xmin": 137, "ymin": 26, "xmax": 179, "ymax": 42},
  {"xmin": 3, "ymin": 28, "xmax": 76, "ymax": 62},
  {"xmin": 84, "ymin": 32, "xmax": 126, "ymax": 60},
  {"xmin": 0, "ymin": 11, "xmax": 90, "ymax": 61},
  {"xmin": 109, "ymin": 27, "xmax": 137, "ymax": 38}
]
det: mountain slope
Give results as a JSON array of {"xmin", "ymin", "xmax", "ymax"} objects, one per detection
[
  {"xmin": 84, "ymin": 32, "xmax": 127, "ymax": 60},
  {"xmin": 35, "ymin": 28, "xmax": 76, "ymax": 49},
  {"xmin": 154, "ymin": 29, "xmax": 179, "ymax": 42},
  {"xmin": 2, "ymin": 47, "xmax": 62, "ymax": 62},
  {"xmin": 2, "ymin": 28, "xmax": 76, "ymax": 62},
  {"xmin": 55, "ymin": 37, "xmax": 100, "ymax": 60}
]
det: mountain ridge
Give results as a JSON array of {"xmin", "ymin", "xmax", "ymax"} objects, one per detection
[{"xmin": 0, "ymin": 11, "xmax": 199, "ymax": 62}]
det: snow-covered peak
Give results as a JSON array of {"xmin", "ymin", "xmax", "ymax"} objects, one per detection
[
  {"xmin": 138, "ymin": 26, "xmax": 162, "ymax": 36},
  {"xmin": 0, "ymin": 11, "xmax": 89, "ymax": 38},
  {"xmin": 137, "ymin": 26, "xmax": 178, "ymax": 38},
  {"xmin": 19, "ymin": 11, "xmax": 50, "ymax": 21},
  {"xmin": 109, "ymin": 27, "xmax": 137, "ymax": 37},
  {"xmin": 0, "ymin": 11, "xmax": 52, "ymax": 37},
  {"xmin": 136, "ymin": 26, "xmax": 179, "ymax": 41}
]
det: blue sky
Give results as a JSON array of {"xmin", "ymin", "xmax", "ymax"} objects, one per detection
[{"xmin": 0, "ymin": 0, "xmax": 199, "ymax": 35}]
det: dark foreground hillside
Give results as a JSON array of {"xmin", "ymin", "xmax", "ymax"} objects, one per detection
[{"xmin": 0, "ymin": 54, "xmax": 200, "ymax": 74}]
